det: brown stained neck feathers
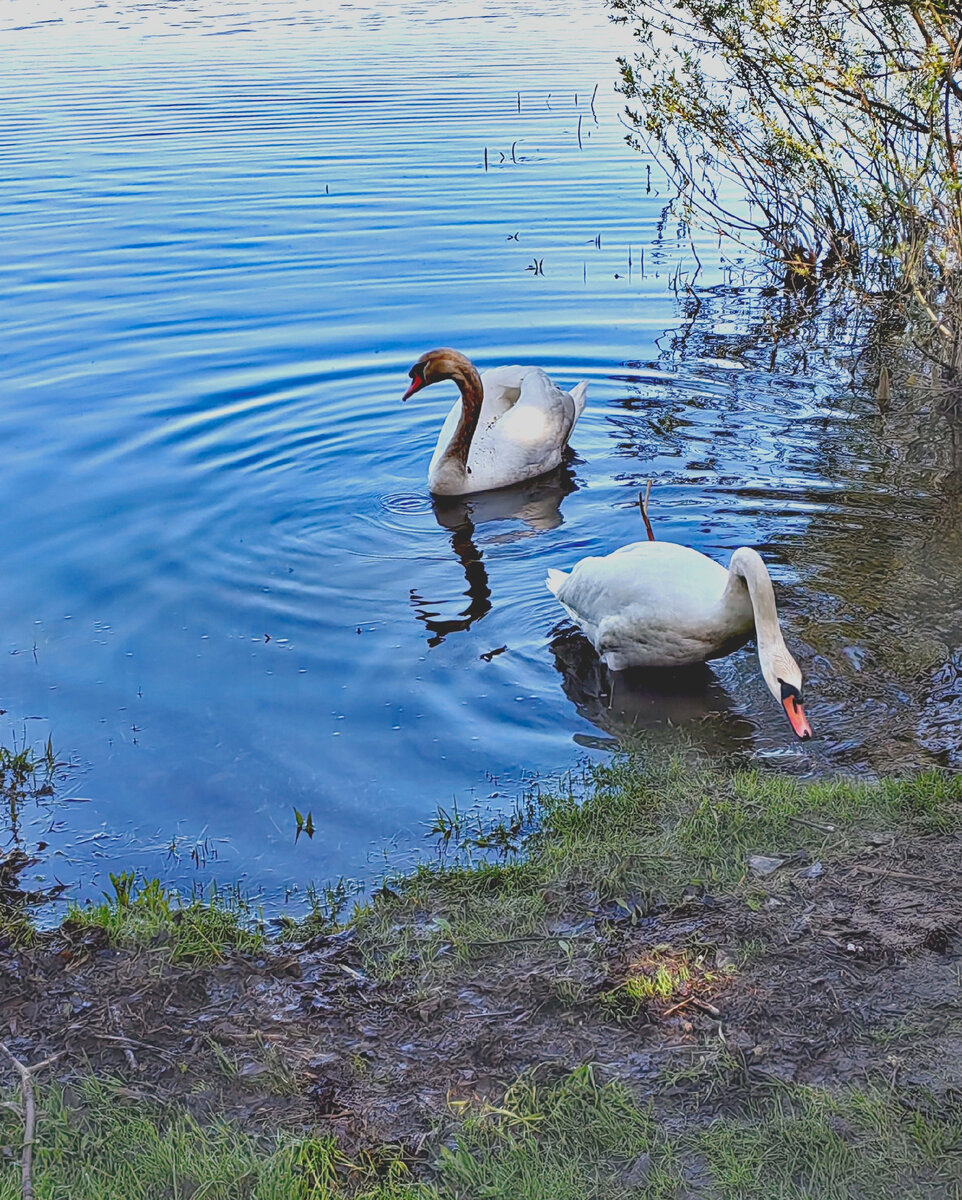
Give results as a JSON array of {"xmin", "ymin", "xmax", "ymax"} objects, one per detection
[{"xmin": 443, "ymin": 361, "xmax": 485, "ymax": 469}]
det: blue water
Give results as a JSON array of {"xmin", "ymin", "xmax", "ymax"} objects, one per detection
[{"xmin": 2, "ymin": 0, "xmax": 961, "ymax": 908}]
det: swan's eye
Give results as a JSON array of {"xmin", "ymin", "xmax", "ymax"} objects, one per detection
[{"xmin": 779, "ymin": 679, "xmax": 804, "ymax": 707}]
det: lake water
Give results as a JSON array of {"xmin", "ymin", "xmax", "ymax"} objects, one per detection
[{"xmin": 2, "ymin": 0, "xmax": 961, "ymax": 909}]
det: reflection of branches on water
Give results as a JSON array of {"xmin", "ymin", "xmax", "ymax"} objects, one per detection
[
  {"xmin": 641, "ymin": 280, "xmax": 962, "ymax": 770},
  {"xmin": 656, "ymin": 281, "xmax": 852, "ymax": 376},
  {"xmin": 410, "ymin": 518, "xmax": 491, "ymax": 648},
  {"xmin": 618, "ymin": 277, "xmax": 962, "ymax": 491},
  {"xmin": 411, "ymin": 464, "xmax": 580, "ymax": 647}
]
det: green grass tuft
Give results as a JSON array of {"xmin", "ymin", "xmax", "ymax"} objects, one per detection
[
  {"xmin": 697, "ymin": 1083, "xmax": 962, "ymax": 1199},
  {"xmin": 437, "ymin": 1064, "xmax": 677, "ymax": 1199},
  {"xmin": 64, "ymin": 872, "xmax": 265, "ymax": 963}
]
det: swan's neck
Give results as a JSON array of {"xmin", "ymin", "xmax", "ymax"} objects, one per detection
[
  {"xmin": 441, "ymin": 364, "xmax": 484, "ymax": 472},
  {"xmin": 726, "ymin": 547, "xmax": 793, "ymax": 698}
]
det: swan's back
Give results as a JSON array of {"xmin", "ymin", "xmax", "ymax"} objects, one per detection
[
  {"xmin": 552, "ymin": 541, "xmax": 726, "ymax": 615},
  {"xmin": 547, "ymin": 541, "xmax": 751, "ymax": 669}
]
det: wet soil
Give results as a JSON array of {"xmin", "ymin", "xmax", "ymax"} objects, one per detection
[{"xmin": 1, "ymin": 833, "xmax": 960, "ymax": 1158}]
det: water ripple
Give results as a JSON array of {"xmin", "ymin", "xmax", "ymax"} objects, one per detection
[{"xmin": 1, "ymin": 0, "xmax": 959, "ymax": 908}]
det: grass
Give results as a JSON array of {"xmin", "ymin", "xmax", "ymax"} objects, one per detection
[
  {"xmin": 5, "ymin": 753, "xmax": 962, "ymax": 1195},
  {"xmin": 13, "ymin": 749, "xmax": 962, "ymax": 979},
  {"xmin": 438, "ymin": 1065, "xmax": 677, "ymax": 1199},
  {"xmin": 63, "ymin": 872, "xmax": 265, "ymax": 964},
  {"xmin": 350, "ymin": 757, "xmax": 962, "ymax": 981},
  {"xmin": 697, "ymin": 1083, "xmax": 962, "ymax": 1199},
  {"xmin": 600, "ymin": 943, "xmax": 728, "ymax": 1016},
  {"xmin": 0, "ymin": 1076, "xmax": 425, "ymax": 1200},
  {"xmin": 0, "ymin": 736, "xmax": 58, "ymax": 803},
  {"xmin": 4, "ymin": 1068, "xmax": 960, "ymax": 1199},
  {"xmin": 1, "ymin": 735, "xmax": 64, "ymax": 948}
]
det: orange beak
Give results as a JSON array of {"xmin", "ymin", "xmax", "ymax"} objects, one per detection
[
  {"xmin": 402, "ymin": 375, "xmax": 426, "ymax": 401},
  {"xmin": 783, "ymin": 695, "xmax": 813, "ymax": 740}
]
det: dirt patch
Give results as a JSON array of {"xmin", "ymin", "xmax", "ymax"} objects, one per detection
[{"xmin": 2, "ymin": 833, "xmax": 961, "ymax": 1150}]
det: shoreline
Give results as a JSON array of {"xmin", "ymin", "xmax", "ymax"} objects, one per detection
[{"xmin": 2, "ymin": 754, "xmax": 962, "ymax": 1196}]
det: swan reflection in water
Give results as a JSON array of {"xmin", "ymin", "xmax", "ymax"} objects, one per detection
[
  {"xmin": 549, "ymin": 627, "xmax": 756, "ymax": 754},
  {"xmin": 410, "ymin": 463, "xmax": 578, "ymax": 646}
]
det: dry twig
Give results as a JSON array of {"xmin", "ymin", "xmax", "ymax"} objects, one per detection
[
  {"xmin": 638, "ymin": 480, "xmax": 655, "ymax": 541},
  {"xmin": 1, "ymin": 1042, "xmax": 62, "ymax": 1200},
  {"xmin": 849, "ymin": 863, "xmax": 949, "ymax": 889}
]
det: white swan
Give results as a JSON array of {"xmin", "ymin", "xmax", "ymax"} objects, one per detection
[
  {"xmin": 546, "ymin": 541, "xmax": 812, "ymax": 738},
  {"xmin": 403, "ymin": 349, "xmax": 587, "ymax": 496}
]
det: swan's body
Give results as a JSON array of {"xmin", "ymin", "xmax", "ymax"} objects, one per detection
[
  {"xmin": 403, "ymin": 350, "xmax": 587, "ymax": 496},
  {"xmin": 547, "ymin": 541, "xmax": 812, "ymax": 738}
]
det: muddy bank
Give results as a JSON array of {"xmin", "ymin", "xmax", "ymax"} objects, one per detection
[
  {"xmin": 2, "ymin": 761, "xmax": 962, "ymax": 1198},
  {"xmin": 2, "ymin": 830, "xmax": 961, "ymax": 1154}
]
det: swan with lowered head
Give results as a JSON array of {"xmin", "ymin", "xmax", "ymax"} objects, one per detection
[
  {"xmin": 546, "ymin": 541, "xmax": 812, "ymax": 738},
  {"xmin": 403, "ymin": 349, "xmax": 587, "ymax": 496}
]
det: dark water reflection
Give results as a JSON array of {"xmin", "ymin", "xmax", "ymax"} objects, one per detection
[
  {"xmin": 416, "ymin": 466, "xmax": 579, "ymax": 645},
  {"xmin": 550, "ymin": 630, "xmax": 757, "ymax": 756},
  {"xmin": 1, "ymin": 0, "xmax": 960, "ymax": 908}
]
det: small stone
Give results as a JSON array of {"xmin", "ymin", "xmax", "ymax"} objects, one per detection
[
  {"xmin": 796, "ymin": 861, "xmax": 824, "ymax": 879},
  {"xmin": 748, "ymin": 854, "xmax": 785, "ymax": 876}
]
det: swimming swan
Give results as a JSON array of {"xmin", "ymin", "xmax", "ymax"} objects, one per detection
[
  {"xmin": 403, "ymin": 348, "xmax": 587, "ymax": 496},
  {"xmin": 546, "ymin": 541, "xmax": 812, "ymax": 738}
]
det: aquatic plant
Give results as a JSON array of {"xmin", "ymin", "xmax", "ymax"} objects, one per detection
[{"xmin": 614, "ymin": 0, "xmax": 962, "ymax": 396}]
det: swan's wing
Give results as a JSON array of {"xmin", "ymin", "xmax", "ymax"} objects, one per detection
[
  {"xmin": 485, "ymin": 369, "xmax": 577, "ymax": 458},
  {"xmin": 479, "ymin": 365, "xmax": 527, "ymax": 422},
  {"xmin": 482, "ymin": 368, "xmax": 587, "ymax": 437},
  {"xmin": 569, "ymin": 381, "xmax": 588, "ymax": 423},
  {"xmin": 549, "ymin": 543, "xmax": 658, "ymax": 631},
  {"xmin": 508, "ymin": 368, "xmax": 587, "ymax": 443}
]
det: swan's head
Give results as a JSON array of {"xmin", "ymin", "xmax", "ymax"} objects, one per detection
[
  {"xmin": 765, "ymin": 654, "xmax": 812, "ymax": 740},
  {"xmin": 403, "ymin": 349, "xmax": 471, "ymax": 399}
]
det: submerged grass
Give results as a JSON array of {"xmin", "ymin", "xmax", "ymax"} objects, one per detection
[
  {"xmin": 1, "ymin": 735, "xmax": 65, "ymax": 948},
  {"xmin": 350, "ymin": 757, "xmax": 962, "ymax": 980},
  {"xmin": 64, "ymin": 872, "xmax": 264, "ymax": 963},
  {"xmin": 4, "ymin": 1067, "xmax": 960, "ymax": 1199}
]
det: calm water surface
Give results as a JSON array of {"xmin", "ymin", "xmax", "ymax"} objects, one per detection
[{"xmin": 2, "ymin": 0, "xmax": 961, "ymax": 906}]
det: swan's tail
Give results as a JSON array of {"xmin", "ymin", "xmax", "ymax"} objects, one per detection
[
  {"xmin": 545, "ymin": 567, "xmax": 569, "ymax": 596},
  {"xmin": 570, "ymin": 381, "xmax": 588, "ymax": 420}
]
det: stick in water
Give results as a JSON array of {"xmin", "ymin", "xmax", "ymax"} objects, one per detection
[{"xmin": 639, "ymin": 480, "xmax": 655, "ymax": 541}]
